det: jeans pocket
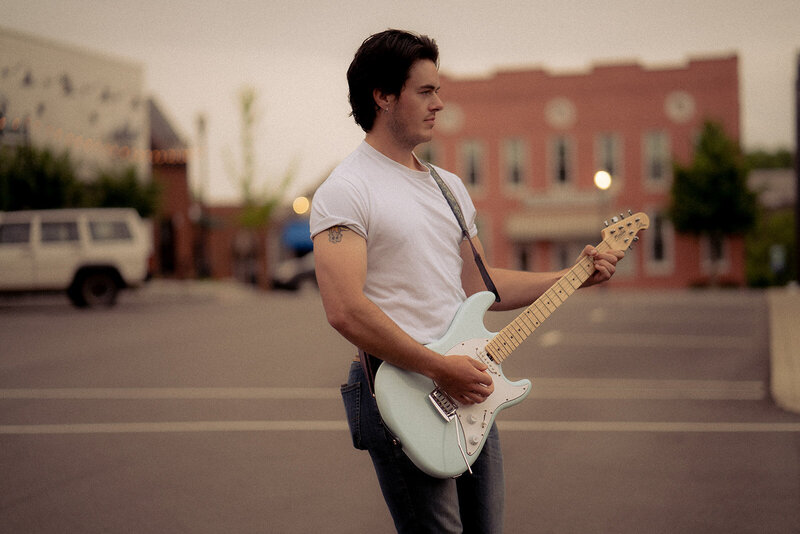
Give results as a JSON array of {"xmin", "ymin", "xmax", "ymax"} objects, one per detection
[{"xmin": 340, "ymin": 381, "xmax": 366, "ymax": 450}]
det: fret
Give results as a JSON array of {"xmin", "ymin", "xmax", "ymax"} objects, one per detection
[
  {"xmin": 488, "ymin": 340, "xmax": 510, "ymax": 361},
  {"xmin": 547, "ymin": 288, "xmax": 564, "ymax": 305},
  {"xmin": 499, "ymin": 330, "xmax": 521, "ymax": 350},
  {"xmin": 516, "ymin": 312, "xmax": 535, "ymax": 332},
  {"xmin": 520, "ymin": 309, "xmax": 540, "ymax": 330},
  {"xmin": 514, "ymin": 318, "xmax": 532, "ymax": 336},
  {"xmin": 485, "ymin": 242, "xmax": 597, "ymax": 367},
  {"xmin": 505, "ymin": 319, "xmax": 531, "ymax": 339},
  {"xmin": 533, "ymin": 301, "xmax": 550, "ymax": 320},
  {"xmin": 530, "ymin": 306, "xmax": 547, "ymax": 324},
  {"xmin": 475, "ymin": 214, "xmax": 648, "ymax": 373},
  {"xmin": 574, "ymin": 260, "xmax": 593, "ymax": 280},
  {"xmin": 557, "ymin": 278, "xmax": 576, "ymax": 297},
  {"xmin": 485, "ymin": 344, "xmax": 504, "ymax": 363},
  {"xmin": 559, "ymin": 279, "xmax": 575, "ymax": 295}
]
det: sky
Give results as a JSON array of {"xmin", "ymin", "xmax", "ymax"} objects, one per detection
[{"xmin": 2, "ymin": 0, "xmax": 798, "ymax": 204}]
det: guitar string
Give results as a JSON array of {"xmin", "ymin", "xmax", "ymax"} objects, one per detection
[{"xmin": 486, "ymin": 237, "xmax": 622, "ymax": 363}]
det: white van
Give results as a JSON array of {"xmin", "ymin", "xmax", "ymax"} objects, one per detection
[{"xmin": 0, "ymin": 208, "xmax": 152, "ymax": 307}]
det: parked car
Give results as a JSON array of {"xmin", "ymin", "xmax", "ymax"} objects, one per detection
[
  {"xmin": 0, "ymin": 208, "xmax": 152, "ymax": 307},
  {"xmin": 271, "ymin": 253, "xmax": 316, "ymax": 291}
]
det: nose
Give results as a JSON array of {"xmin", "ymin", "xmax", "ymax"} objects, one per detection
[{"xmin": 431, "ymin": 93, "xmax": 444, "ymax": 112}]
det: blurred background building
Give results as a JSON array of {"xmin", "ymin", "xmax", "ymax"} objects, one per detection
[
  {"xmin": 423, "ymin": 56, "xmax": 742, "ymax": 288},
  {"xmin": 4, "ymin": 25, "xmax": 787, "ymax": 289}
]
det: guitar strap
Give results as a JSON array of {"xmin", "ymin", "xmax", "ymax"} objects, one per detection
[
  {"xmin": 358, "ymin": 162, "xmax": 501, "ymax": 397},
  {"xmin": 423, "ymin": 161, "xmax": 501, "ymax": 303}
]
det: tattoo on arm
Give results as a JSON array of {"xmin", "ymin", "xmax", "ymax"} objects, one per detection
[{"xmin": 327, "ymin": 226, "xmax": 349, "ymax": 244}]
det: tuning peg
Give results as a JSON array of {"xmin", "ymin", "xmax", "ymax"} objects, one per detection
[{"xmin": 604, "ymin": 220, "xmax": 609, "ymax": 227}]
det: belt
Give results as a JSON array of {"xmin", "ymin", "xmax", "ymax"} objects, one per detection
[{"xmin": 357, "ymin": 349, "xmax": 382, "ymax": 397}]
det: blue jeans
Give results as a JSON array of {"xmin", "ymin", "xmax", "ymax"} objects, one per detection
[{"xmin": 341, "ymin": 362, "xmax": 505, "ymax": 534}]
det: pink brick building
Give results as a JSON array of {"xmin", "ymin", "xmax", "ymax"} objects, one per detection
[{"xmin": 423, "ymin": 55, "xmax": 743, "ymax": 288}]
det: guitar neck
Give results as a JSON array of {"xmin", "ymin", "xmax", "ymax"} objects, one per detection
[{"xmin": 485, "ymin": 240, "xmax": 612, "ymax": 363}]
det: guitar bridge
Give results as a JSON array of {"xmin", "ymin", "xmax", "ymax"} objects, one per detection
[{"xmin": 428, "ymin": 387, "xmax": 457, "ymax": 422}]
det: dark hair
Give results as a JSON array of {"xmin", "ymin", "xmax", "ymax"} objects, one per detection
[{"xmin": 347, "ymin": 29, "xmax": 439, "ymax": 132}]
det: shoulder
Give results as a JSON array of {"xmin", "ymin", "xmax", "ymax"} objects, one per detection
[{"xmin": 430, "ymin": 163, "xmax": 472, "ymax": 202}]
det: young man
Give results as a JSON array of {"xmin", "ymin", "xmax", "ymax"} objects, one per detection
[{"xmin": 310, "ymin": 30, "xmax": 624, "ymax": 533}]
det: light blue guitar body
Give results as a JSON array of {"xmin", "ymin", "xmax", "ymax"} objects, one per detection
[
  {"xmin": 373, "ymin": 211, "xmax": 650, "ymax": 478},
  {"xmin": 374, "ymin": 291, "xmax": 532, "ymax": 479}
]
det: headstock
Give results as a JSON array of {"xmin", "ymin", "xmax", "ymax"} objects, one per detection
[{"xmin": 600, "ymin": 211, "xmax": 649, "ymax": 251}]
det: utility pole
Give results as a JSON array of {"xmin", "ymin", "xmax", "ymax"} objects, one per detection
[
  {"xmin": 195, "ymin": 113, "xmax": 210, "ymax": 278},
  {"xmin": 795, "ymin": 52, "xmax": 800, "ymax": 283}
]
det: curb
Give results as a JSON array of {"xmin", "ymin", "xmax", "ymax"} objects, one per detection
[{"xmin": 768, "ymin": 286, "xmax": 800, "ymax": 414}]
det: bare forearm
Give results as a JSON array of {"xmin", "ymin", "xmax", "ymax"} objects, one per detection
[
  {"xmin": 324, "ymin": 292, "xmax": 446, "ymax": 378},
  {"xmin": 485, "ymin": 267, "xmax": 568, "ymax": 311}
]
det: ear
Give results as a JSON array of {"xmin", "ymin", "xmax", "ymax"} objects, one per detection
[{"xmin": 372, "ymin": 88, "xmax": 393, "ymax": 112}]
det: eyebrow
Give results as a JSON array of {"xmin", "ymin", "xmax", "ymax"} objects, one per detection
[{"xmin": 418, "ymin": 84, "xmax": 441, "ymax": 92}]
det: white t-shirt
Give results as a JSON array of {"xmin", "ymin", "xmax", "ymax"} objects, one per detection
[{"xmin": 310, "ymin": 141, "xmax": 479, "ymax": 344}]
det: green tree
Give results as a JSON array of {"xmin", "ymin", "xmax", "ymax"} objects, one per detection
[
  {"xmin": 746, "ymin": 209, "xmax": 796, "ymax": 287},
  {"xmin": 668, "ymin": 120, "xmax": 757, "ymax": 284},
  {"xmin": 744, "ymin": 148, "xmax": 794, "ymax": 170},
  {"xmin": 84, "ymin": 165, "xmax": 161, "ymax": 218},
  {"xmin": 224, "ymin": 85, "xmax": 294, "ymax": 228},
  {"xmin": 0, "ymin": 144, "xmax": 160, "ymax": 217},
  {"xmin": 0, "ymin": 144, "xmax": 83, "ymax": 210}
]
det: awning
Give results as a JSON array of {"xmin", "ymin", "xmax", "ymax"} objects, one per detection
[{"xmin": 505, "ymin": 211, "xmax": 603, "ymax": 241}]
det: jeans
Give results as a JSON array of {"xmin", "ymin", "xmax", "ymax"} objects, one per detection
[{"xmin": 341, "ymin": 361, "xmax": 505, "ymax": 534}]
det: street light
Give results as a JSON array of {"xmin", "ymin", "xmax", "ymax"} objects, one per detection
[
  {"xmin": 594, "ymin": 170, "xmax": 613, "ymax": 223},
  {"xmin": 594, "ymin": 170, "xmax": 612, "ymax": 191},
  {"xmin": 293, "ymin": 196, "xmax": 310, "ymax": 215}
]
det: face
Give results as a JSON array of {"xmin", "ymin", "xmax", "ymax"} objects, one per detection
[{"xmin": 384, "ymin": 59, "xmax": 444, "ymax": 149}]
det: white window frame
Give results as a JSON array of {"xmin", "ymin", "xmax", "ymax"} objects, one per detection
[
  {"xmin": 594, "ymin": 132, "xmax": 622, "ymax": 181},
  {"xmin": 644, "ymin": 210, "xmax": 675, "ymax": 276},
  {"xmin": 548, "ymin": 135, "xmax": 575, "ymax": 187},
  {"xmin": 643, "ymin": 131, "xmax": 672, "ymax": 189},
  {"xmin": 501, "ymin": 137, "xmax": 527, "ymax": 191},
  {"xmin": 460, "ymin": 139, "xmax": 485, "ymax": 191}
]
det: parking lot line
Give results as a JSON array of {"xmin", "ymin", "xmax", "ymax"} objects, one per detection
[
  {"xmin": 0, "ymin": 379, "xmax": 766, "ymax": 401},
  {"xmin": 2, "ymin": 420, "xmax": 799, "ymax": 435},
  {"xmin": 0, "ymin": 387, "xmax": 341, "ymax": 399},
  {"xmin": 499, "ymin": 421, "xmax": 800, "ymax": 432}
]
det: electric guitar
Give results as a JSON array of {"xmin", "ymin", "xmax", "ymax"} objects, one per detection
[{"xmin": 374, "ymin": 212, "xmax": 649, "ymax": 478}]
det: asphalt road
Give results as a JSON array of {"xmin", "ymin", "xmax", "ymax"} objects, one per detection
[{"xmin": 1, "ymin": 281, "xmax": 799, "ymax": 533}]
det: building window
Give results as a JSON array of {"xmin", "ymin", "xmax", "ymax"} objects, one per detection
[
  {"xmin": 552, "ymin": 242, "xmax": 583, "ymax": 270},
  {"xmin": 460, "ymin": 140, "xmax": 484, "ymax": 188},
  {"xmin": 595, "ymin": 133, "xmax": 621, "ymax": 178},
  {"xmin": 646, "ymin": 211, "xmax": 674, "ymax": 275},
  {"xmin": 549, "ymin": 136, "xmax": 574, "ymax": 185},
  {"xmin": 701, "ymin": 235, "xmax": 729, "ymax": 275},
  {"xmin": 416, "ymin": 142, "xmax": 439, "ymax": 166},
  {"xmin": 513, "ymin": 244, "xmax": 530, "ymax": 271},
  {"xmin": 502, "ymin": 138, "xmax": 527, "ymax": 187},
  {"xmin": 643, "ymin": 131, "xmax": 671, "ymax": 184}
]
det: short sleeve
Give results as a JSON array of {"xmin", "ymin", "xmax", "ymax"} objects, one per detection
[{"xmin": 309, "ymin": 174, "xmax": 369, "ymax": 240}]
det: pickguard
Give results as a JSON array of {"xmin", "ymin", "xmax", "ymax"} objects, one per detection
[{"xmin": 443, "ymin": 338, "xmax": 530, "ymax": 455}]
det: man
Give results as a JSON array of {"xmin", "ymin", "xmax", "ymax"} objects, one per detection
[{"xmin": 310, "ymin": 29, "xmax": 624, "ymax": 534}]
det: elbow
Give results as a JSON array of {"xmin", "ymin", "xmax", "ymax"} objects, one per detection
[
  {"xmin": 325, "ymin": 306, "xmax": 351, "ymax": 335},
  {"xmin": 323, "ymin": 298, "xmax": 364, "ymax": 340}
]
